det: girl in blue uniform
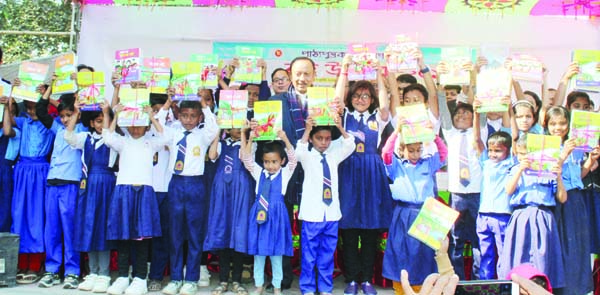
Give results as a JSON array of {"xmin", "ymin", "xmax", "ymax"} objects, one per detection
[
  {"xmin": 7, "ymin": 82, "xmax": 55, "ymax": 284},
  {"xmin": 334, "ymin": 60, "xmax": 393, "ymax": 295},
  {"xmin": 204, "ymin": 127, "xmax": 254, "ymax": 295},
  {"xmin": 0, "ymin": 97, "xmax": 20, "ymax": 233},
  {"xmin": 65, "ymin": 102, "xmax": 117, "ymax": 293},
  {"xmin": 241, "ymin": 128, "xmax": 296, "ymax": 295}
]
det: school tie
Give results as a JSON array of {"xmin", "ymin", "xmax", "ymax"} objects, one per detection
[
  {"xmin": 321, "ymin": 154, "xmax": 332, "ymax": 206},
  {"xmin": 174, "ymin": 131, "xmax": 191, "ymax": 175},
  {"xmin": 459, "ymin": 130, "xmax": 471, "ymax": 187},
  {"xmin": 256, "ymin": 174, "xmax": 272, "ymax": 224},
  {"xmin": 358, "ymin": 114, "xmax": 365, "ymax": 130}
]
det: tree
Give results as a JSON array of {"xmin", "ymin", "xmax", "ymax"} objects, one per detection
[{"xmin": 0, "ymin": 0, "xmax": 73, "ymax": 63}]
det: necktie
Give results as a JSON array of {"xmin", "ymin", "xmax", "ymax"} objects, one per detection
[
  {"xmin": 321, "ymin": 154, "xmax": 332, "ymax": 206},
  {"xmin": 174, "ymin": 131, "xmax": 191, "ymax": 175},
  {"xmin": 459, "ymin": 131, "xmax": 471, "ymax": 187},
  {"xmin": 358, "ymin": 114, "xmax": 365, "ymax": 130},
  {"xmin": 257, "ymin": 174, "xmax": 272, "ymax": 224}
]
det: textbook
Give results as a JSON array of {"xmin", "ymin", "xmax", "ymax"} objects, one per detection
[
  {"xmin": 217, "ymin": 90, "xmax": 248, "ymax": 129},
  {"xmin": 114, "ymin": 48, "xmax": 142, "ymax": 84},
  {"xmin": 118, "ymin": 87, "xmax": 150, "ymax": 127},
  {"xmin": 12, "ymin": 61, "xmax": 49, "ymax": 103},
  {"xmin": 171, "ymin": 62, "xmax": 202, "ymax": 101},
  {"xmin": 77, "ymin": 72, "xmax": 105, "ymax": 111},
  {"xmin": 439, "ymin": 47, "xmax": 471, "ymax": 85},
  {"xmin": 572, "ymin": 49, "xmax": 600, "ymax": 92},
  {"xmin": 510, "ymin": 54, "xmax": 543, "ymax": 83},
  {"xmin": 253, "ymin": 101, "xmax": 282, "ymax": 141},
  {"xmin": 347, "ymin": 43, "xmax": 378, "ymax": 81},
  {"xmin": 408, "ymin": 197, "xmax": 459, "ymax": 251},
  {"xmin": 526, "ymin": 134, "xmax": 561, "ymax": 178},
  {"xmin": 0, "ymin": 79, "xmax": 10, "ymax": 97},
  {"xmin": 52, "ymin": 53, "xmax": 77, "ymax": 94},
  {"xmin": 570, "ymin": 110, "xmax": 600, "ymax": 152},
  {"xmin": 395, "ymin": 104, "xmax": 435, "ymax": 144},
  {"xmin": 141, "ymin": 57, "xmax": 171, "ymax": 94},
  {"xmin": 235, "ymin": 46, "xmax": 263, "ymax": 84},
  {"xmin": 386, "ymin": 40, "xmax": 418, "ymax": 73},
  {"xmin": 307, "ymin": 87, "xmax": 336, "ymax": 126},
  {"xmin": 190, "ymin": 54, "xmax": 219, "ymax": 89},
  {"xmin": 475, "ymin": 68, "xmax": 511, "ymax": 113}
]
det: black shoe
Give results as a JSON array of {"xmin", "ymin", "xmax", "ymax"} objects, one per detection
[
  {"xmin": 281, "ymin": 283, "xmax": 291, "ymax": 290},
  {"xmin": 265, "ymin": 283, "xmax": 275, "ymax": 294},
  {"xmin": 63, "ymin": 274, "xmax": 79, "ymax": 289}
]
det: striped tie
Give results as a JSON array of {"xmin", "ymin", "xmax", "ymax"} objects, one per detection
[
  {"xmin": 256, "ymin": 174, "xmax": 272, "ymax": 224},
  {"xmin": 321, "ymin": 154, "xmax": 332, "ymax": 206},
  {"xmin": 174, "ymin": 131, "xmax": 191, "ymax": 175}
]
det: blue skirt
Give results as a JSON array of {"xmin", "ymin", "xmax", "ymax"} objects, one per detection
[
  {"xmin": 338, "ymin": 153, "xmax": 392, "ymax": 229},
  {"xmin": 0, "ymin": 161, "xmax": 14, "ymax": 232},
  {"xmin": 382, "ymin": 204, "xmax": 436, "ymax": 284},
  {"xmin": 585, "ymin": 189, "xmax": 600, "ymax": 253},
  {"xmin": 553, "ymin": 189, "xmax": 592, "ymax": 295},
  {"xmin": 203, "ymin": 170, "xmax": 254, "ymax": 253},
  {"xmin": 497, "ymin": 206, "xmax": 565, "ymax": 289},
  {"xmin": 247, "ymin": 197, "xmax": 293, "ymax": 257},
  {"xmin": 74, "ymin": 171, "xmax": 116, "ymax": 252},
  {"xmin": 11, "ymin": 157, "xmax": 48, "ymax": 253},
  {"xmin": 107, "ymin": 184, "xmax": 161, "ymax": 240}
]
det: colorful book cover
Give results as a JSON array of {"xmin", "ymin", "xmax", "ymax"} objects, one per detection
[
  {"xmin": 572, "ymin": 49, "xmax": 600, "ymax": 92},
  {"xmin": 348, "ymin": 43, "xmax": 378, "ymax": 81},
  {"xmin": 217, "ymin": 90, "xmax": 248, "ymax": 129},
  {"xmin": 253, "ymin": 101, "xmax": 282, "ymax": 141},
  {"xmin": 52, "ymin": 53, "xmax": 77, "ymax": 94},
  {"xmin": 77, "ymin": 72, "xmax": 106, "ymax": 111},
  {"xmin": 0, "ymin": 79, "xmax": 10, "ymax": 97},
  {"xmin": 118, "ymin": 87, "xmax": 150, "ymax": 127},
  {"xmin": 526, "ymin": 134, "xmax": 562, "ymax": 178},
  {"xmin": 570, "ymin": 110, "xmax": 600, "ymax": 152},
  {"xmin": 171, "ymin": 62, "xmax": 202, "ymax": 101},
  {"xmin": 510, "ymin": 54, "xmax": 543, "ymax": 83},
  {"xmin": 190, "ymin": 54, "xmax": 219, "ymax": 89},
  {"xmin": 395, "ymin": 104, "xmax": 435, "ymax": 144},
  {"xmin": 141, "ymin": 57, "xmax": 171, "ymax": 94},
  {"xmin": 114, "ymin": 48, "xmax": 142, "ymax": 84},
  {"xmin": 439, "ymin": 47, "xmax": 471, "ymax": 85},
  {"xmin": 408, "ymin": 198, "xmax": 460, "ymax": 250},
  {"xmin": 386, "ymin": 41, "xmax": 418, "ymax": 73},
  {"xmin": 12, "ymin": 61, "xmax": 49, "ymax": 103},
  {"xmin": 118, "ymin": 110, "xmax": 150, "ymax": 127},
  {"xmin": 235, "ymin": 47, "xmax": 263, "ymax": 84},
  {"xmin": 475, "ymin": 68, "xmax": 511, "ymax": 113},
  {"xmin": 306, "ymin": 87, "xmax": 336, "ymax": 126},
  {"xmin": 0, "ymin": 104, "xmax": 4, "ymax": 122}
]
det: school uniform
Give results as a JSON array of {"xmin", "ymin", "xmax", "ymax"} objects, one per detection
[
  {"xmin": 476, "ymin": 155, "xmax": 514, "ymax": 280},
  {"xmin": 165, "ymin": 107, "xmax": 218, "ymax": 282},
  {"xmin": 381, "ymin": 140, "xmax": 444, "ymax": 285},
  {"xmin": 295, "ymin": 135, "xmax": 355, "ymax": 295},
  {"xmin": 497, "ymin": 166, "xmax": 565, "ymax": 289},
  {"xmin": 0, "ymin": 130, "xmax": 20, "ymax": 232},
  {"xmin": 553, "ymin": 150, "xmax": 592, "ymax": 295},
  {"xmin": 339, "ymin": 109, "xmax": 392, "ymax": 284},
  {"xmin": 583, "ymin": 154, "xmax": 600, "ymax": 253}
]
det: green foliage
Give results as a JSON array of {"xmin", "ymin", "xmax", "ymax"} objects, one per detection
[{"xmin": 0, "ymin": 0, "xmax": 72, "ymax": 63}]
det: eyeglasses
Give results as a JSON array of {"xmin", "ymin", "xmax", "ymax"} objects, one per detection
[
  {"xmin": 273, "ymin": 77, "xmax": 290, "ymax": 84},
  {"xmin": 352, "ymin": 93, "xmax": 372, "ymax": 101}
]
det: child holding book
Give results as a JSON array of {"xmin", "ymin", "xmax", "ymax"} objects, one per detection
[
  {"xmin": 241, "ymin": 127, "xmax": 296, "ymax": 295},
  {"xmin": 380, "ymin": 118, "xmax": 448, "ymax": 295},
  {"xmin": 104, "ymin": 104, "xmax": 168, "ymax": 295},
  {"xmin": 0, "ymin": 97, "xmax": 20, "ymax": 233},
  {"xmin": 295, "ymin": 115, "xmax": 355, "ymax": 295},
  {"xmin": 497, "ymin": 134, "xmax": 566, "ymax": 290},
  {"xmin": 204, "ymin": 126, "xmax": 255, "ymax": 295}
]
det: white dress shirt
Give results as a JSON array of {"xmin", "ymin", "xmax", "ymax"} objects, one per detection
[{"xmin": 441, "ymin": 127, "xmax": 487, "ymax": 194}]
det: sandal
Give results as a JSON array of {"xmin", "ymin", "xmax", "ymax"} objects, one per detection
[
  {"xmin": 235, "ymin": 283, "xmax": 249, "ymax": 295},
  {"xmin": 211, "ymin": 282, "xmax": 229, "ymax": 295},
  {"xmin": 17, "ymin": 271, "xmax": 39, "ymax": 284}
]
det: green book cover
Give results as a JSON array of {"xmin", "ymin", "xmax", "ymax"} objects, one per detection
[
  {"xmin": 235, "ymin": 47, "xmax": 263, "ymax": 84},
  {"xmin": 475, "ymin": 68, "xmax": 511, "ymax": 113},
  {"xmin": 572, "ymin": 49, "xmax": 600, "ymax": 92},
  {"xmin": 171, "ymin": 62, "xmax": 202, "ymax": 101},
  {"xmin": 77, "ymin": 72, "xmax": 106, "ymax": 111},
  {"xmin": 217, "ymin": 90, "xmax": 248, "ymax": 129},
  {"xmin": 141, "ymin": 57, "xmax": 171, "ymax": 94},
  {"xmin": 408, "ymin": 198, "xmax": 459, "ymax": 250},
  {"xmin": 396, "ymin": 104, "xmax": 435, "ymax": 144},
  {"xmin": 307, "ymin": 87, "xmax": 336, "ymax": 126},
  {"xmin": 190, "ymin": 54, "xmax": 219, "ymax": 89},
  {"xmin": 570, "ymin": 110, "xmax": 600, "ymax": 152},
  {"xmin": 253, "ymin": 101, "xmax": 282, "ymax": 141},
  {"xmin": 52, "ymin": 53, "xmax": 77, "ymax": 95},
  {"xmin": 526, "ymin": 134, "xmax": 562, "ymax": 178},
  {"xmin": 13, "ymin": 61, "xmax": 49, "ymax": 103}
]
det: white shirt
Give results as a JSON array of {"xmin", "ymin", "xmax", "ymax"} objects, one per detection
[
  {"xmin": 165, "ymin": 107, "xmax": 218, "ymax": 176},
  {"xmin": 64, "ymin": 130, "xmax": 118, "ymax": 168},
  {"xmin": 295, "ymin": 135, "xmax": 356, "ymax": 222},
  {"xmin": 152, "ymin": 110, "xmax": 174, "ymax": 192},
  {"xmin": 243, "ymin": 147, "xmax": 297, "ymax": 196},
  {"xmin": 441, "ymin": 127, "xmax": 487, "ymax": 194},
  {"xmin": 103, "ymin": 129, "xmax": 169, "ymax": 186}
]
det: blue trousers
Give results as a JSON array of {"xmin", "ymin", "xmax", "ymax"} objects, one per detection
[
  {"xmin": 476, "ymin": 213, "xmax": 510, "ymax": 280},
  {"xmin": 149, "ymin": 192, "xmax": 170, "ymax": 280},
  {"xmin": 168, "ymin": 175, "xmax": 206, "ymax": 282},
  {"xmin": 450, "ymin": 192, "xmax": 481, "ymax": 280},
  {"xmin": 44, "ymin": 184, "xmax": 80, "ymax": 275},
  {"xmin": 299, "ymin": 221, "xmax": 338, "ymax": 294}
]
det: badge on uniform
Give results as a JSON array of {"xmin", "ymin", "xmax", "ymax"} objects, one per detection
[
  {"xmin": 153, "ymin": 152, "xmax": 158, "ymax": 166},
  {"xmin": 80, "ymin": 179, "xmax": 87, "ymax": 190},
  {"xmin": 224, "ymin": 165, "xmax": 233, "ymax": 174},
  {"xmin": 323, "ymin": 188, "xmax": 332, "ymax": 200},
  {"xmin": 256, "ymin": 210, "xmax": 267, "ymax": 224},
  {"xmin": 175, "ymin": 160, "xmax": 184, "ymax": 172},
  {"xmin": 368, "ymin": 120, "xmax": 378, "ymax": 131},
  {"xmin": 356, "ymin": 143, "xmax": 365, "ymax": 153},
  {"xmin": 460, "ymin": 167, "xmax": 470, "ymax": 179},
  {"xmin": 193, "ymin": 146, "xmax": 201, "ymax": 157}
]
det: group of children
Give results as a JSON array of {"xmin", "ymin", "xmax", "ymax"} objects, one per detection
[{"xmin": 0, "ymin": 44, "xmax": 599, "ymax": 295}]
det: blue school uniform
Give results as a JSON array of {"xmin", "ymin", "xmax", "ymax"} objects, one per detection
[
  {"xmin": 11, "ymin": 116, "xmax": 54, "ymax": 253},
  {"xmin": 553, "ymin": 149, "xmax": 592, "ymax": 295},
  {"xmin": 583, "ymin": 152, "xmax": 600, "ymax": 253},
  {"xmin": 382, "ymin": 151, "xmax": 443, "ymax": 285},
  {"xmin": 497, "ymin": 165, "xmax": 565, "ymax": 289},
  {"xmin": 72, "ymin": 133, "xmax": 116, "ymax": 252},
  {"xmin": 477, "ymin": 155, "xmax": 514, "ymax": 280},
  {"xmin": 0, "ymin": 131, "xmax": 19, "ymax": 232},
  {"xmin": 204, "ymin": 139, "xmax": 254, "ymax": 253}
]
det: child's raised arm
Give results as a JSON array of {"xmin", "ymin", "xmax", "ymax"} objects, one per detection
[
  {"xmin": 553, "ymin": 162, "xmax": 567, "ymax": 204},
  {"xmin": 300, "ymin": 116, "xmax": 315, "ymax": 144},
  {"xmin": 417, "ymin": 49, "xmax": 439, "ymax": 119},
  {"xmin": 147, "ymin": 105, "xmax": 163, "ymax": 134},
  {"xmin": 335, "ymin": 54, "xmax": 351, "ymax": 110},
  {"xmin": 472, "ymin": 100, "xmax": 485, "ymax": 156},
  {"xmin": 377, "ymin": 62, "xmax": 390, "ymax": 122},
  {"xmin": 208, "ymin": 136, "xmax": 220, "ymax": 161},
  {"xmin": 278, "ymin": 129, "xmax": 297, "ymax": 171},
  {"xmin": 35, "ymin": 74, "xmax": 56, "ymax": 130},
  {"xmin": 110, "ymin": 71, "xmax": 121, "ymax": 107},
  {"xmin": 506, "ymin": 158, "xmax": 529, "ymax": 196},
  {"xmin": 554, "ymin": 63, "xmax": 579, "ymax": 107},
  {"xmin": 66, "ymin": 102, "xmax": 80, "ymax": 133},
  {"xmin": 582, "ymin": 146, "xmax": 600, "ymax": 178},
  {"xmin": 381, "ymin": 130, "xmax": 398, "ymax": 166},
  {"xmin": 2, "ymin": 97, "xmax": 15, "ymax": 137}
]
